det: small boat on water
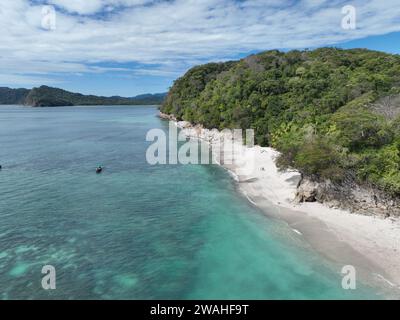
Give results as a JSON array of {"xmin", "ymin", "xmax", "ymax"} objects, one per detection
[{"xmin": 96, "ymin": 166, "xmax": 103, "ymax": 174}]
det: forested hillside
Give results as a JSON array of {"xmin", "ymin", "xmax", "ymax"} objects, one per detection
[
  {"xmin": 0, "ymin": 86, "xmax": 166, "ymax": 106},
  {"xmin": 0, "ymin": 87, "xmax": 30, "ymax": 104},
  {"xmin": 161, "ymin": 48, "xmax": 400, "ymax": 195}
]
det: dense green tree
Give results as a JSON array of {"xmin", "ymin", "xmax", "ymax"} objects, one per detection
[{"xmin": 161, "ymin": 48, "xmax": 400, "ymax": 195}]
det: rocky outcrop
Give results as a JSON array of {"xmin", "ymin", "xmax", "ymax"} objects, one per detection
[
  {"xmin": 295, "ymin": 178, "xmax": 318, "ymax": 202},
  {"xmin": 295, "ymin": 176, "xmax": 400, "ymax": 218},
  {"xmin": 158, "ymin": 112, "xmax": 177, "ymax": 121}
]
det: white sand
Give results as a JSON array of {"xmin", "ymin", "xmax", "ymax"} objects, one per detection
[
  {"xmin": 234, "ymin": 146, "xmax": 400, "ymax": 291},
  {"xmin": 175, "ymin": 120, "xmax": 400, "ymax": 295}
]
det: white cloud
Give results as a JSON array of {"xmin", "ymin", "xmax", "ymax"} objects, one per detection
[
  {"xmin": 47, "ymin": 0, "xmax": 152, "ymax": 14},
  {"xmin": 0, "ymin": 0, "xmax": 400, "ymax": 87},
  {"xmin": 0, "ymin": 74, "xmax": 62, "ymax": 87},
  {"xmin": 48, "ymin": 0, "xmax": 104, "ymax": 15}
]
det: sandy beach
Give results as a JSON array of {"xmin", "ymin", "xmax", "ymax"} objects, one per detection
[{"xmin": 173, "ymin": 119, "xmax": 400, "ymax": 298}]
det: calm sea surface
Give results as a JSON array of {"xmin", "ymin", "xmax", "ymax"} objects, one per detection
[{"xmin": 0, "ymin": 105, "xmax": 378, "ymax": 299}]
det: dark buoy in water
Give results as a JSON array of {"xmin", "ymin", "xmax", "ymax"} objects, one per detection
[{"xmin": 96, "ymin": 166, "xmax": 103, "ymax": 174}]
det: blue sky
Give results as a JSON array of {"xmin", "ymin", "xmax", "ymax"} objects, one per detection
[
  {"xmin": 340, "ymin": 32, "xmax": 400, "ymax": 54},
  {"xmin": 1, "ymin": 0, "xmax": 400, "ymax": 96}
]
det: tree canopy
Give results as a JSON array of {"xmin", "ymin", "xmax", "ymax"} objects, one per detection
[{"xmin": 161, "ymin": 48, "xmax": 400, "ymax": 195}]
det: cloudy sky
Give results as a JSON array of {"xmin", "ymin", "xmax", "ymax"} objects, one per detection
[{"xmin": 1, "ymin": 0, "xmax": 400, "ymax": 96}]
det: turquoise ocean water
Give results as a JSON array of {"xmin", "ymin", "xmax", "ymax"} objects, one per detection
[{"xmin": 0, "ymin": 105, "xmax": 379, "ymax": 299}]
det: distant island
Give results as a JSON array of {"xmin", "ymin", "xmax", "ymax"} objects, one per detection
[
  {"xmin": 0, "ymin": 86, "xmax": 166, "ymax": 107},
  {"xmin": 161, "ymin": 48, "xmax": 400, "ymax": 217}
]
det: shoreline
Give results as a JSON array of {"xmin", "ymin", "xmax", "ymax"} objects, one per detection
[{"xmin": 165, "ymin": 114, "xmax": 400, "ymax": 298}]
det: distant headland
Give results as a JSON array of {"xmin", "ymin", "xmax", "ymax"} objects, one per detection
[{"xmin": 0, "ymin": 86, "xmax": 167, "ymax": 107}]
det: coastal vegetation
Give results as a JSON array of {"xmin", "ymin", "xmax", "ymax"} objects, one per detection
[
  {"xmin": 0, "ymin": 86, "xmax": 166, "ymax": 106},
  {"xmin": 161, "ymin": 48, "xmax": 400, "ymax": 196},
  {"xmin": 0, "ymin": 87, "xmax": 30, "ymax": 104}
]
